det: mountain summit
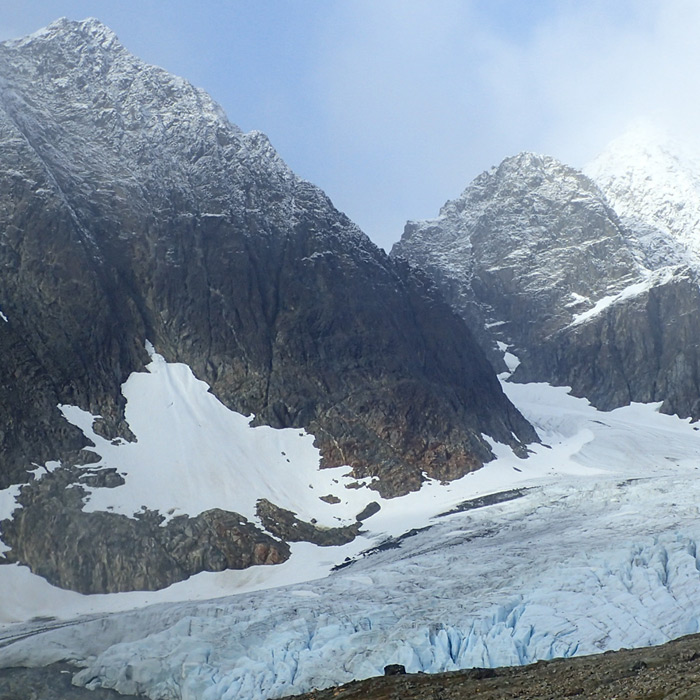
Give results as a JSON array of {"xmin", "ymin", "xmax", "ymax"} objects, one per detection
[{"xmin": 392, "ymin": 151, "xmax": 642, "ymax": 365}]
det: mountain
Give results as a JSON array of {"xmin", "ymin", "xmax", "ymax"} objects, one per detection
[
  {"xmin": 4, "ymin": 18, "xmax": 700, "ymax": 700},
  {"xmin": 585, "ymin": 121, "xmax": 700, "ymax": 270},
  {"xmin": 392, "ymin": 149, "xmax": 700, "ymax": 418},
  {"xmin": 392, "ymin": 152, "xmax": 641, "ymax": 363},
  {"xmin": 0, "ymin": 18, "xmax": 537, "ymax": 594}
]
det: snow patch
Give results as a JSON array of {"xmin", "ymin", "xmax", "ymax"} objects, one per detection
[
  {"xmin": 565, "ymin": 292, "xmax": 590, "ymax": 308},
  {"xmin": 0, "ymin": 485, "xmax": 22, "ymax": 555},
  {"xmin": 570, "ymin": 268, "xmax": 677, "ymax": 326},
  {"xmin": 26, "ymin": 461, "xmax": 61, "ymax": 482},
  {"xmin": 497, "ymin": 341, "xmax": 521, "ymax": 374},
  {"xmin": 61, "ymin": 344, "xmax": 375, "ymax": 528}
]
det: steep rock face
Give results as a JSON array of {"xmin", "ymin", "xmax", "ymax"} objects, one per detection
[
  {"xmin": 392, "ymin": 152, "xmax": 700, "ymax": 418},
  {"xmin": 518, "ymin": 266, "xmax": 700, "ymax": 415},
  {"xmin": 0, "ymin": 19, "xmax": 535, "ymax": 591}
]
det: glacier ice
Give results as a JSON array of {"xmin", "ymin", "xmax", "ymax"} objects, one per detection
[{"xmin": 3, "ymin": 380, "xmax": 700, "ymax": 699}]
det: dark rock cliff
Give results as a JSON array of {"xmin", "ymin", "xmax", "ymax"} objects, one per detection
[{"xmin": 517, "ymin": 267, "xmax": 700, "ymax": 417}]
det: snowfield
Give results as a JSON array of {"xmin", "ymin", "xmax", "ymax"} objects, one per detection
[
  {"xmin": 3, "ymin": 355, "xmax": 700, "ymax": 699},
  {"xmin": 61, "ymin": 342, "xmax": 376, "ymax": 527}
]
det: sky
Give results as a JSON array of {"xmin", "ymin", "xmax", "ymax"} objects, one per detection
[{"xmin": 2, "ymin": 0, "xmax": 700, "ymax": 250}]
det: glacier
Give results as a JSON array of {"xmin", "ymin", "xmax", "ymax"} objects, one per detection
[{"xmin": 3, "ymin": 359, "xmax": 700, "ymax": 699}]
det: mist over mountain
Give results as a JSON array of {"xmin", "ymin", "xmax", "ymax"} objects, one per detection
[{"xmin": 585, "ymin": 121, "xmax": 700, "ymax": 270}]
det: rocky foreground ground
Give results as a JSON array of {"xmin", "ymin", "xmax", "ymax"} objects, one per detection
[
  {"xmin": 4, "ymin": 633, "xmax": 700, "ymax": 699},
  {"xmin": 281, "ymin": 632, "xmax": 700, "ymax": 700}
]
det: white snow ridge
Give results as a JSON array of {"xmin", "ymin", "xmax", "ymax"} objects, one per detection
[
  {"xmin": 585, "ymin": 119, "xmax": 700, "ymax": 272},
  {"xmin": 4, "ymin": 363, "xmax": 700, "ymax": 699}
]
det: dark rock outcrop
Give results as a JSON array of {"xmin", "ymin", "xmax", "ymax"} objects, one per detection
[
  {"xmin": 355, "ymin": 501, "xmax": 381, "ymax": 522},
  {"xmin": 383, "ymin": 664, "xmax": 406, "ymax": 676},
  {"xmin": 1, "ymin": 467, "xmax": 289, "ymax": 594},
  {"xmin": 256, "ymin": 499, "xmax": 361, "ymax": 547},
  {"xmin": 0, "ymin": 663, "xmax": 146, "ymax": 700},
  {"xmin": 518, "ymin": 267, "xmax": 700, "ymax": 416}
]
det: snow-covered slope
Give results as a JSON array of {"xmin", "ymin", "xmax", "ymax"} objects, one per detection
[
  {"xmin": 585, "ymin": 121, "xmax": 700, "ymax": 270},
  {"xmin": 3, "ymin": 374, "xmax": 700, "ymax": 699},
  {"xmin": 58, "ymin": 343, "xmax": 374, "ymax": 527}
]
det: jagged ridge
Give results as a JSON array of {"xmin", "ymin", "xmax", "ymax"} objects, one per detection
[{"xmin": 392, "ymin": 149, "xmax": 700, "ymax": 418}]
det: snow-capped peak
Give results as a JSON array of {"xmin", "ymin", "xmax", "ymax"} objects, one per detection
[
  {"xmin": 585, "ymin": 120, "xmax": 700, "ymax": 271},
  {"xmin": 3, "ymin": 17, "xmax": 119, "ymax": 51}
]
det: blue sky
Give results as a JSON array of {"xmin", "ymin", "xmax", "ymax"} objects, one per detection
[{"xmin": 2, "ymin": 1, "xmax": 699, "ymax": 250}]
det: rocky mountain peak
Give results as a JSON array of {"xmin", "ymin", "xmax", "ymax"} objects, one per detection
[
  {"xmin": 3, "ymin": 17, "xmax": 129, "ymax": 83},
  {"xmin": 0, "ymin": 19, "xmax": 304, "ymax": 220},
  {"xmin": 5, "ymin": 17, "xmax": 119, "ymax": 49},
  {"xmin": 393, "ymin": 150, "xmax": 641, "ymax": 364},
  {"xmin": 394, "ymin": 131, "xmax": 700, "ymax": 423},
  {"xmin": 445, "ymin": 151, "xmax": 601, "ymax": 207},
  {"xmin": 0, "ymin": 19, "xmax": 537, "ymax": 593}
]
